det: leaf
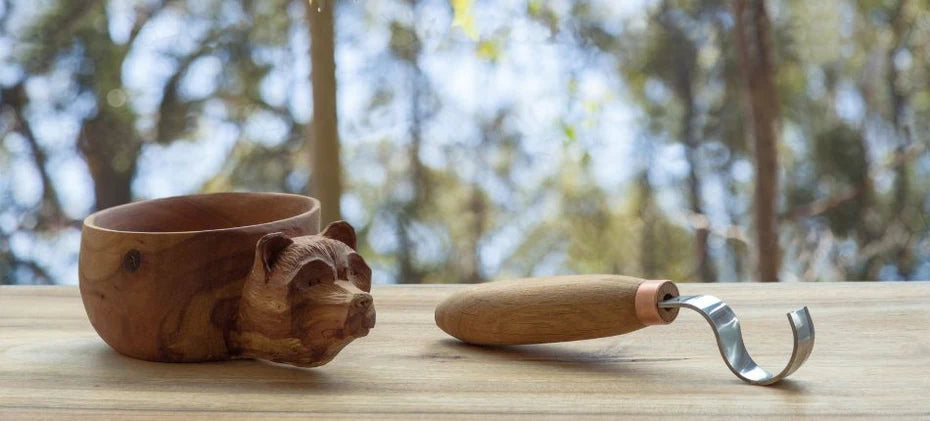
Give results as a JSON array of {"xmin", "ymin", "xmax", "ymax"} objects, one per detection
[
  {"xmin": 561, "ymin": 122, "xmax": 576, "ymax": 144},
  {"xmin": 475, "ymin": 40, "xmax": 500, "ymax": 61},
  {"xmin": 450, "ymin": 0, "xmax": 478, "ymax": 41},
  {"xmin": 389, "ymin": 22, "xmax": 421, "ymax": 62}
]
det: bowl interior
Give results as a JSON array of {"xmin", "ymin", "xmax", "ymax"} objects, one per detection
[{"xmin": 86, "ymin": 193, "xmax": 318, "ymax": 233}]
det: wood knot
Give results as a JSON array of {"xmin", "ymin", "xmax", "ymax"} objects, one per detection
[{"xmin": 123, "ymin": 249, "xmax": 142, "ymax": 272}]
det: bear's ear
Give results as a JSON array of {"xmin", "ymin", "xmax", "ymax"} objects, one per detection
[
  {"xmin": 321, "ymin": 220, "xmax": 357, "ymax": 250},
  {"xmin": 256, "ymin": 232, "xmax": 293, "ymax": 273}
]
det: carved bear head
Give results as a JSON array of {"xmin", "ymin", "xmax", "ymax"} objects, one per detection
[{"xmin": 234, "ymin": 221, "xmax": 375, "ymax": 367}]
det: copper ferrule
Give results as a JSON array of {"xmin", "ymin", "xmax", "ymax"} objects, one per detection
[{"xmin": 634, "ymin": 280, "xmax": 680, "ymax": 326}]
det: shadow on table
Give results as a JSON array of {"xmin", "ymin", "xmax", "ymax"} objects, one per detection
[
  {"xmin": 434, "ymin": 339, "xmax": 808, "ymax": 394},
  {"xmin": 48, "ymin": 336, "xmax": 345, "ymax": 393},
  {"xmin": 433, "ymin": 338, "xmax": 678, "ymax": 373}
]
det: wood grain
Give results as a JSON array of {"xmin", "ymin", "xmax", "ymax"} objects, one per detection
[
  {"xmin": 435, "ymin": 276, "xmax": 678, "ymax": 345},
  {"xmin": 79, "ymin": 192, "xmax": 374, "ymax": 367},
  {"xmin": 2, "ymin": 282, "xmax": 929, "ymax": 419},
  {"xmin": 79, "ymin": 192, "xmax": 321, "ymax": 362},
  {"xmin": 232, "ymin": 224, "xmax": 376, "ymax": 367}
]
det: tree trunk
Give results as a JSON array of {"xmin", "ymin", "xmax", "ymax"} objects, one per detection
[
  {"xmin": 887, "ymin": 0, "xmax": 913, "ymax": 278},
  {"xmin": 681, "ymin": 86, "xmax": 716, "ymax": 283},
  {"xmin": 396, "ymin": 40, "xmax": 428, "ymax": 285},
  {"xmin": 78, "ymin": 112, "xmax": 139, "ymax": 211},
  {"xmin": 657, "ymin": 3, "xmax": 715, "ymax": 282},
  {"xmin": 636, "ymin": 172, "xmax": 659, "ymax": 279},
  {"xmin": 732, "ymin": 0, "xmax": 780, "ymax": 282},
  {"xmin": 462, "ymin": 185, "xmax": 486, "ymax": 284},
  {"xmin": 307, "ymin": 0, "xmax": 342, "ymax": 225}
]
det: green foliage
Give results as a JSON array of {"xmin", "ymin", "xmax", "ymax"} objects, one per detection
[
  {"xmin": 812, "ymin": 125, "xmax": 870, "ymax": 236},
  {"xmin": 389, "ymin": 21, "xmax": 421, "ymax": 63},
  {"xmin": 450, "ymin": 0, "xmax": 478, "ymax": 40},
  {"xmin": 2, "ymin": 0, "xmax": 930, "ymax": 285}
]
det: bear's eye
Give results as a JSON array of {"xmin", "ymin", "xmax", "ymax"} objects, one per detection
[
  {"xmin": 347, "ymin": 253, "xmax": 371, "ymax": 292},
  {"xmin": 304, "ymin": 277, "xmax": 321, "ymax": 288},
  {"xmin": 292, "ymin": 258, "xmax": 335, "ymax": 289}
]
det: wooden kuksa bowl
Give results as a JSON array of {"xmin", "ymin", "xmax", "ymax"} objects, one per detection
[{"xmin": 79, "ymin": 192, "xmax": 375, "ymax": 367}]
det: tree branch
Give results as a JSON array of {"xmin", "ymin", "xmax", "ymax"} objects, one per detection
[
  {"xmin": 781, "ymin": 141, "xmax": 927, "ymax": 221},
  {"xmin": 0, "ymin": 228, "xmax": 55, "ymax": 285},
  {"xmin": 1, "ymin": 83, "xmax": 67, "ymax": 228},
  {"xmin": 13, "ymin": 258, "xmax": 55, "ymax": 285},
  {"xmin": 127, "ymin": 0, "xmax": 176, "ymax": 47}
]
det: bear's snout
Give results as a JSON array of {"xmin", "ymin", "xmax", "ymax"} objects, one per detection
[
  {"xmin": 345, "ymin": 292, "xmax": 375, "ymax": 336},
  {"xmin": 351, "ymin": 293, "xmax": 372, "ymax": 310}
]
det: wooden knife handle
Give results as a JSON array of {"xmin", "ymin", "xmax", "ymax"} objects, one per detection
[{"xmin": 434, "ymin": 275, "xmax": 680, "ymax": 345}]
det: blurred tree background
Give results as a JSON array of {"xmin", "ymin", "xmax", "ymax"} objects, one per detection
[{"xmin": 1, "ymin": 0, "xmax": 928, "ymax": 285}]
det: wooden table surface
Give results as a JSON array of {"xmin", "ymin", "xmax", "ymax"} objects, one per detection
[{"xmin": 1, "ymin": 283, "xmax": 928, "ymax": 419}]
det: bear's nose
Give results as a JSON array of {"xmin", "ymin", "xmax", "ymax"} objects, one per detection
[{"xmin": 351, "ymin": 293, "xmax": 372, "ymax": 310}]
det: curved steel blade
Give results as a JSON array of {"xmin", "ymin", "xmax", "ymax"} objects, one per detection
[{"xmin": 659, "ymin": 295, "xmax": 814, "ymax": 386}]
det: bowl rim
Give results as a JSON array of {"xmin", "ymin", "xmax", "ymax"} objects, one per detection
[{"xmin": 82, "ymin": 192, "xmax": 320, "ymax": 236}]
